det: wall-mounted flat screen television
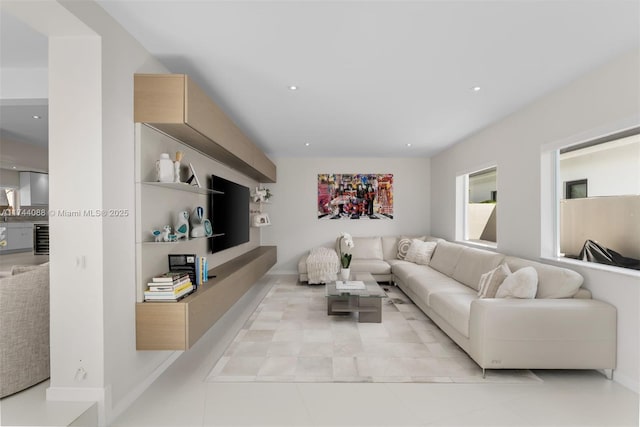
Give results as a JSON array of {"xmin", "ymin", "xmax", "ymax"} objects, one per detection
[{"xmin": 209, "ymin": 175, "xmax": 250, "ymax": 253}]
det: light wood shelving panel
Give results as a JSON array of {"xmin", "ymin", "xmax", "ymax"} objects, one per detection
[
  {"xmin": 136, "ymin": 246, "xmax": 277, "ymax": 350},
  {"xmin": 134, "ymin": 74, "xmax": 276, "ymax": 183},
  {"xmin": 135, "ymin": 73, "xmax": 277, "ymax": 351}
]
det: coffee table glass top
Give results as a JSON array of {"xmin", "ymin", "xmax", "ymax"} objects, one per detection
[{"xmin": 325, "ymin": 272, "xmax": 387, "ymax": 298}]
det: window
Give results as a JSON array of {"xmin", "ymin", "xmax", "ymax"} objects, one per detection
[
  {"xmin": 457, "ymin": 166, "xmax": 497, "ymax": 245},
  {"xmin": 565, "ymin": 179, "xmax": 587, "ymax": 199},
  {"xmin": 0, "ymin": 188, "xmax": 17, "ymax": 215},
  {"xmin": 556, "ymin": 128, "xmax": 640, "ymax": 270}
]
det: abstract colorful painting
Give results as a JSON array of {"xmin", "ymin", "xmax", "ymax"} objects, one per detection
[{"xmin": 317, "ymin": 174, "xmax": 394, "ymax": 220}]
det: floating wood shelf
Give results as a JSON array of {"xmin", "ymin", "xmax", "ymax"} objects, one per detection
[
  {"xmin": 136, "ymin": 246, "xmax": 277, "ymax": 350},
  {"xmin": 134, "ymin": 74, "xmax": 276, "ymax": 183}
]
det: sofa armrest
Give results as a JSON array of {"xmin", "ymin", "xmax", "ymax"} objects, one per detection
[
  {"xmin": 469, "ymin": 298, "xmax": 616, "ymax": 370},
  {"xmin": 0, "ymin": 264, "xmax": 50, "ymax": 397}
]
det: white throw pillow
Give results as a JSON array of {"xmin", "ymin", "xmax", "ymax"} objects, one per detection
[
  {"xmin": 477, "ymin": 263, "xmax": 511, "ymax": 298},
  {"xmin": 495, "ymin": 266, "xmax": 538, "ymax": 299},
  {"xmin": 404, "ymin": 240, "xmax": 437, "ymax": 265}
]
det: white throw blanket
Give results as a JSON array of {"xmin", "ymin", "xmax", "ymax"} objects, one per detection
[{"xmin": 306, "ymin": 247, "xmax": 339, "ymax": 284}]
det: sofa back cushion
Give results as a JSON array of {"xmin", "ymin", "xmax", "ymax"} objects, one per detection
[
  {"xmin": 429, "ymin": 241, "xmax": 464, "ymax": 277},
  {"xmin": 350, "ymin": 236, "xmax": 384, "ymax": 260},
  {"xmin": 382, "ymin": 236, "xmax": 399, "ymax": 260},
  {"xmin": 504, "ymin": 256, "xmax": 583, "ymax": 298},
  {"xmin": 452, "ymin": 247, "xmax": 505, "ymax": 291}
]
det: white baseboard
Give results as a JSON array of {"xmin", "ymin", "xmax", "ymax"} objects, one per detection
[
  {"xmin": 610, "ymin": 370, "xmax": 639, "ymax": 393},
  {"xmin": 47, "ymin": 386, "xmax": 110, "ymax": 426},
  {"xmin": 104, "ymin": 275, "xmax": 274, "ymax": 425},
  {"xmin": 108, "ymin": 351, "xmax": 182, "ymax": 424},
  {"xmin": 270, "ymin": 268, "xmax": 297, "ymax": 275}
]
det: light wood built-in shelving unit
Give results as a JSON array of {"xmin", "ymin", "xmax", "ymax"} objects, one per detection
[
  {"xmin": 134, "ymin": 73, "xmax": 277, "ymax": 351},
  {"xmin": 134, "ymin": 74, "xmax": 276, "ymax": 183},
  {"xmin": 136, "ymin": 246, "xmax": 276, "ymax": 350}
]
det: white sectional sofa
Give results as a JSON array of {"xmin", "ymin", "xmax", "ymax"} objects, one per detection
[{"xmin": 298, "ymin": 236, "xmax": 617, "ymax": 376}]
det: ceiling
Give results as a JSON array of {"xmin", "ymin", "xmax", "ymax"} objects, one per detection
[
  {"xmin": 0, "ymin": 10, "xmax": 49, "ymax": 172},
  {"xmin": 1, "ymin": 1, "xmax": 639, "ymax": 162}
]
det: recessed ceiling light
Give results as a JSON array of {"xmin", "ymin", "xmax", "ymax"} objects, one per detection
[
  {"xmin": 472, "ymin": 86, "xmax": 481, "ymax": 92},
  {"xmin": 304, "ymin": 142, "xmax": 310, "ymax": 146},
  {"xmin": 406, "ymin": 143, "xmax": 412, "ymax": 147},
  {"xmin": 289, "ymin": 85, "xmax": 298, "ymax": 91},
  {"xmin": 32, "ymin": 115, "xmax": 41, "ymax": 119},
  {"xmin": 12, "ymin": 166, "xmax": 17, "ymax": 169}
]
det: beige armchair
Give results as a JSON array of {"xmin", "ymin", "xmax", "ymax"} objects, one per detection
[{"xmin": 0, "ymin": 263, "xmax": 50, "ymax": 398}]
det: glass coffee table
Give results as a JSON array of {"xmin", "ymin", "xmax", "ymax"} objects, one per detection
[{"xmin": 325, "ymin": 272, "xmax": 388, "ymax": 323}]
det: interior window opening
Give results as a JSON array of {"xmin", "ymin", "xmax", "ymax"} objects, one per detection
[{"xmin": 558, "ymin": 130, "xmax": 640, "ymax": 270}]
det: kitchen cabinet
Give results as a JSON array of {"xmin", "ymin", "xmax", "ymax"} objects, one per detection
[
  {"xmin": 19, "ymin": 172, "xmax": 49, "ymax": 206},
  {"xmin": 0, "ymin": 223, "xmax": 34, "ymax": 252}
]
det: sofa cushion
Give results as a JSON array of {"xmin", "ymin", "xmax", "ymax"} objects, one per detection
[
  {"xmin": 382, "ymin": 236, "xmax": 399, "ymax": 261},
  {"xmin": 392, "ymin": 261, "xmax": 432, "ymax": 285},
  {"xmin": 452, "ymin": 247, "xmax": 505, "ymax": 291},
  {"xmin": 496, "ymin": 266, "xmax": 538, "ymax": 299},
  {"xmin": 350, "ymin": 237, "xmax": 384, "ymax": 260},
  {"xmin": 297, "ymin": 254, "xmax": 308, "ymax": 274},
  {"xmin": 406, "ymin": 269, "xmax": 472, "ymax": 306},
  {"xmin": 386, "ymin": 258, "xmax": 407, "ymax": 269},
  {"xmin": 405, "ymin": 240, "xmax": 437, "ymax": 265},
  {"xmin": 478, "ymin": 263, "xmax": 511, "ymax": 298},
  {"xmin": 11, "ymin": 263, "xmax": 49, "ymax": 276},
  {"xmin": 504, "ymin": 257, "xmax": 583, "ymax": 298},
  {"xmin": 429, "ymin": 291, "xmax": 477, "ymax": 338},
  {"xmin": 349, "ymin": 259, "xmax": 391, "ymax": 275},
  {"xmin": 429, "ymin": 241, "xmax": 464, "ymax": 277}
]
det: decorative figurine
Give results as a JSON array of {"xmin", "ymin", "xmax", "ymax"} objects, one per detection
[
  {"xmin": 156, "ymin": 153, "xmax": 174, "ymax": 183},
  {"xmin": 161, "ymin": 225, "xmax": 172, "ymax": 242},
  {"xmin": 190, "ymin": 206, "xmax": 212, "ymax": 238},
  {"xmin": 174, "ymin": 211, "xmax": 190, "ymax": 240},
  {"xmin": 192, "ymin": 206, "xmax": 204, "ymax": 223},
  {"xmin": 252, "ymin": 187, "xmax": 273, "ymax": 203},
  {"xmin": 174, "ymin": 151, "xmax": 183, "ymax": 183},
  {"xmin": 151, "ymin": 229, "xmax": 162, "ymax": 242},
  {"xmin": 203, "ymin": 219, "xmax": 213, "ymax": 237}
]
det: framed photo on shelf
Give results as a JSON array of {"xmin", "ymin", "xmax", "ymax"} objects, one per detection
[
  {"xmin": 186, "ymin": 163, "xmax": 201, "ymax": 188},
  {"xmin": 252, "ymin": 213, "xmax": 271, "ymax": 227}
]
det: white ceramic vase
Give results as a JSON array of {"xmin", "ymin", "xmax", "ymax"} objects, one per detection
[
  {"xmin": 174, "ymin": 211, "xmax": 190, "ymax": 240},
  {"xmin": 340, "ymin": 268, "xmax": 350, "ymax": 281},
  {"xmin": 156, "ymin": 153, "xmax": 174, "ymax": 183},
  {"xmin": 174, "ymin": 161, "xmax": 181, "ymax": 183}
]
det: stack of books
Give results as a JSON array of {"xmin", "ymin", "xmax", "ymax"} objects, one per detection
[{"xmin": 144, "ymin": 272, "xmax": 194, "ymax": 302}]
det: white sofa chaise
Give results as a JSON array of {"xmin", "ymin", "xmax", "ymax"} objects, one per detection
[{"xmin": 298, "ymin": 236, "xmax": 616, "ymax": 376}]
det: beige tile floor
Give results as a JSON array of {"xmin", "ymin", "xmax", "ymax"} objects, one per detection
[
  {"xmin": 2, "ymin": 274, "xmax": 638, "ymax": 426},
  {"xmin": 110, "ymin": 275, "xmax": 638, "ymax": 426}
]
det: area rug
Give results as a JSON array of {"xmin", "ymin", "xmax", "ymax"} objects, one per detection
[{"xmin": 207, "ymin": 275, "xmax": 541, "ymax": 384}]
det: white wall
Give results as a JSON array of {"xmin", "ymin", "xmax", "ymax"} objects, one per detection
[
  {"xmin": 430, "ymin": 50, "xmax": 640, "ymax": 392},
  {"xmin": 0, "ymin": 168, "xmax": 20, "ymax": 187},
  {"xmin": 262, "ymin": 157, "xmax": 431, "ymax": 273},
  {"xmin": 3, "ymin": 1, "xmax": 184, "ymax": 424},
  {"xmin": 560, "ymin": 139, "xmax": 640, "ymax": 197},
  {"xmin": 0, "ymin": 67, "xmax": 47, "ymax": 99}
]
